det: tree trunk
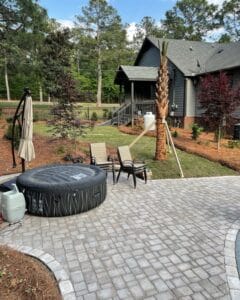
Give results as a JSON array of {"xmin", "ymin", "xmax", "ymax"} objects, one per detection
[
  {"xmin": 39, "ymin": 83, "xmax": 43, "ymax": 102},
  {"xmin": 96, "ymin": 44, "xmax": 102, "ymax": 107},
  {"xmin": 217, "ymin": 125, "xmax": 221, "ymax": 150},
  {"xmin": 4, "ymin": 56, "xmax": 10, "ymax": 101},
  {"xmin": 96, "ymin": 8, "xmax": 102, "ymax": 108},
  {"xmin": 155, "ymin": 117, "xmax": 167, "ymax": 160},
  {"xmin": 155, "ymin": 41, "xmax": 169, "ymax": 160}
]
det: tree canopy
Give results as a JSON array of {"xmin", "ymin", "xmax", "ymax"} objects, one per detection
[
  {"xmin": 162, "ymin": 0, "xmax": 219, "ymax": 41},
  {"xmin": 0, "ymin": 0, "xmax": 240, "ymax": 102}
]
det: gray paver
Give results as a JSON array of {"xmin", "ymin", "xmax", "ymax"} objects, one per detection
[{"xmin": 1, "ymin": 176, "xmax": 240, "ymax": 299}]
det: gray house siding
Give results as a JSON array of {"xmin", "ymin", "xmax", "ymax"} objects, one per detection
[
  {"xmin": 137, "ymin": 46, "xmax": 160, "ymax": 67},
  {"xmin": 169, "ymin": 64, "xmax": 185, "ymax": 117},
  {"xmin": 137, "ymin": 45, "xmax": 185, "ymax": 117}
]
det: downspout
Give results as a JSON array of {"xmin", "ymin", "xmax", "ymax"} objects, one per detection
[{"xmin": 183, "ymin": 78, "xmax": 188, "ymax": 128}]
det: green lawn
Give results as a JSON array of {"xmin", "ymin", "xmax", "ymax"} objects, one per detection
[
  {"xmin": 80, "ymin": 126, "xmax": 238, "ymax": 179},
  {"xmin": 33, "ymin": 124, "xmax": 238, "ymax": 179}
]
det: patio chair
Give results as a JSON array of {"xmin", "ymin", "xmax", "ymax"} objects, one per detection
[
  {"xmin": 117, "ymin": 145, "xmax": 147, "ymax": 188},
  {"xmin": 90, "ymin": 142, "xmax": 116, "ymax": 183}
]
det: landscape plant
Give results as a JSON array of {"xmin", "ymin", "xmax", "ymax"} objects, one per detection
[
  {"xmin": 191, "ymin": 123, "xmax": 203, "ymax": 140},
  {"xmin": 51, "ymin": 73, "xmax": 85, "ymax": 155},
  {"xmin": 198, "ymin": 71, "xmax": 240, "ymax": 149}
]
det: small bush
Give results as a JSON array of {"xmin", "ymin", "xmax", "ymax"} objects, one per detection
[
  {"xmin": 227, "ymin": 140, "xmax": 240, "ymax": 149},
  {"xmin": 191, "ymin": 123, "xmax": 203, "ymax": 140},
  {"xmin": 91, "ymin": 112, "xmax": 98, "ymax": 122},
  {"xmin": 6, "ymin": 116, "xmax": 13, "ymax": 123},
  {"xmin": 103, "ymin": 109, "xmax": 108, "ymax": 119},
  {"xmin": 5, "ymin": 124, "xmax": 21, "ymax": 149},
  {"xmin": 172, "ymin": 130, "xmax": 178, "ymax": 138}
]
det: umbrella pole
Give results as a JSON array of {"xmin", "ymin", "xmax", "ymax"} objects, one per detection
[
  {"xmin": 21, "ymin": 159, "xmax": 25, "ymax": 172},
  {"xmin": 11, "ymin": 88, "xmax": 30, "ymax": 170}
]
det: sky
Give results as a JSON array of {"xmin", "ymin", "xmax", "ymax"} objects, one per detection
[
  {"xmin": 39, "ymin": 0, "xmax": 225, "ymax": 40},
  {"xmin": 39, "ymin": 0, "xmax": 175, "ymax": 24}
]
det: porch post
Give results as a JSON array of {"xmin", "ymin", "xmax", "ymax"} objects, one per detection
[{"xmin": 131, "ymin": 81, "xmax": 134, "ymax": 127}]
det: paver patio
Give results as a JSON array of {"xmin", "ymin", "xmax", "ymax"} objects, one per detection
[{"xmin": 1, "ymin": 175, "xmax": 240, "ymax": 299}]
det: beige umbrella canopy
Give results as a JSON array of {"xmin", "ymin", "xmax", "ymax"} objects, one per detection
[{"xmin": 18, "ymin": 96, "xmax": 35, "ymax": 163}]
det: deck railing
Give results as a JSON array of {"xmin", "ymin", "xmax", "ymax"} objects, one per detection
[{"xmin": 112, "ymin": 100, "xmax": 156, "ymax": 126}]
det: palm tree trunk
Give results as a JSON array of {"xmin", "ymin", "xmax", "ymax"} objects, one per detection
[
  {"xmin": 155, "ymin": 41, "xmax": 169, "ymax": 160},
  {"xmin": 155, "ymin": 118, "xmax": 167, "ymax": 160}
]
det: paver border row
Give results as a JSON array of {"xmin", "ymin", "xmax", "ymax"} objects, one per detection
[
  {"xmin": 1, "ymin": 243, "xmax": 76, "ymax": 300},
  {"xmin": 225, "ymin": 220, "xmax": 240, "ymax": 300}
]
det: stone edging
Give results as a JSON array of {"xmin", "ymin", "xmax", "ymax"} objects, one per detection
[
  {"xmin": 2, "ymin": 243, "xmax": 76, "ymax": 300},
  {"xmin": 224, "ymin": 221, "xmax": 240, "ymax": 300}
]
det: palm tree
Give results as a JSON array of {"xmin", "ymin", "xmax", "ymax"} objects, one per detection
[{"xmin": 155, "ymin": 41, "xmax": 169, "ymax": 160}]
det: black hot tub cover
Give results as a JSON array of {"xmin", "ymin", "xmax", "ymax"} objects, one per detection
[{"xmin": 16, "ymin": 164, "xmax": 107, "ymax": 217}]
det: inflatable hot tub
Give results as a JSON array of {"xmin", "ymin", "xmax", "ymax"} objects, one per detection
[{"xmin": 16, "ymin": 164, "xmax": 107, "ymax": 217}]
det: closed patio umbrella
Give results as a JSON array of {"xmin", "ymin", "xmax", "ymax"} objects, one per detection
[{"xmin": 18, "ymin": 95, "xmax": 35, "ymax": 167}]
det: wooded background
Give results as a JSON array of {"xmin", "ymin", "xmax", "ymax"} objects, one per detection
[{"xmin": 0, "ymin": 0, "xmax": 239, "ymax": 104}]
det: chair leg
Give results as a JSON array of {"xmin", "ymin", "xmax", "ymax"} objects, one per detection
[
  {"xmin": 133, "ymin": 172, "xmax": 137, "ymax": 189},
  {"xmin": 112, "ymin": 165, "xmax": 116, "ymax": 184},
  {"xmin": 144, "ymin": 169, "xmax": 147, "ymax": 184},
  {"xmin": 116, "ymin": 168, "xmax": 122, "ymax": 183},
  {"xmin": 127, "ymin": 173, "xmax": 130, "ymax": 179}
]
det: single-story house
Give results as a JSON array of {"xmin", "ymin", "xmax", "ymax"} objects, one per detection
[{"xmin": 114, "ymin": 36, "xmax": 240, "ymax": 128}]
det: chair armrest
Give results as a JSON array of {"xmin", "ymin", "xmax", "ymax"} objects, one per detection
[
  {"xmin": 122, "ymin": 160, "xmax": 134, "ymax": 167},
  {"xmin": 133, "ymin": 159, "xmax": 145, "ymax": 164}
]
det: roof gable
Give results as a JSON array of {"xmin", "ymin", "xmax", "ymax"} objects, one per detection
[
  {"xmin": 138, "ymin": 37, "xmax": 240, "ymax": 76},
  {"xmin": 115, "ymin": 65, "xmax": 158, "ymax": 84}
]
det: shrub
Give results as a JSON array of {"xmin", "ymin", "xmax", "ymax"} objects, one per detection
[
  {"xmin": 172, "ymin": 130, "xmax": 178, "ymax": 138},
  {"xmin": 191, "ymin": 123, "xmax": 203, "ymax": 140},
  {"xmin": 91, "ymin": 112, "xmax": 98, "ymax": 122},
  {"xmin": 227, "ymin": 140, "xmax": 240, "ymax": 149},
  {"xmin": 6, "ymin": 117, "xmax": 13, "ymax": 123},
  {"xmin": 103, "ymin": 109, "xmax": 108, "ymax": 119}
]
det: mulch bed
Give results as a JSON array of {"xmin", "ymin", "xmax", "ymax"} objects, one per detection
[
  {"xmin": 0, "ymin": 120, "xmax": 90, "ymax": 176},
  {"xmin": 0, "ymin": 245, "xmax": 61, "ymax": 299},
  {"xmin": 119, "ymin": 125, "xmax": 240, "ymax": 172}
]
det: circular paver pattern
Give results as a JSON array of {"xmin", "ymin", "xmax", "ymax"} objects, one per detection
[{"xmin": 1, "ymin": 176, "xmax": 240, "ymax": 299}]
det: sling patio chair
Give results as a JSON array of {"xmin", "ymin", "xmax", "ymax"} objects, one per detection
[
  {"xmin": 117, "ymin": 145, "xmax": 147, "ymax": 188},
  {"xmin": 90, "ymin": 142, "xmax": 116, "ymax": 183}
]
